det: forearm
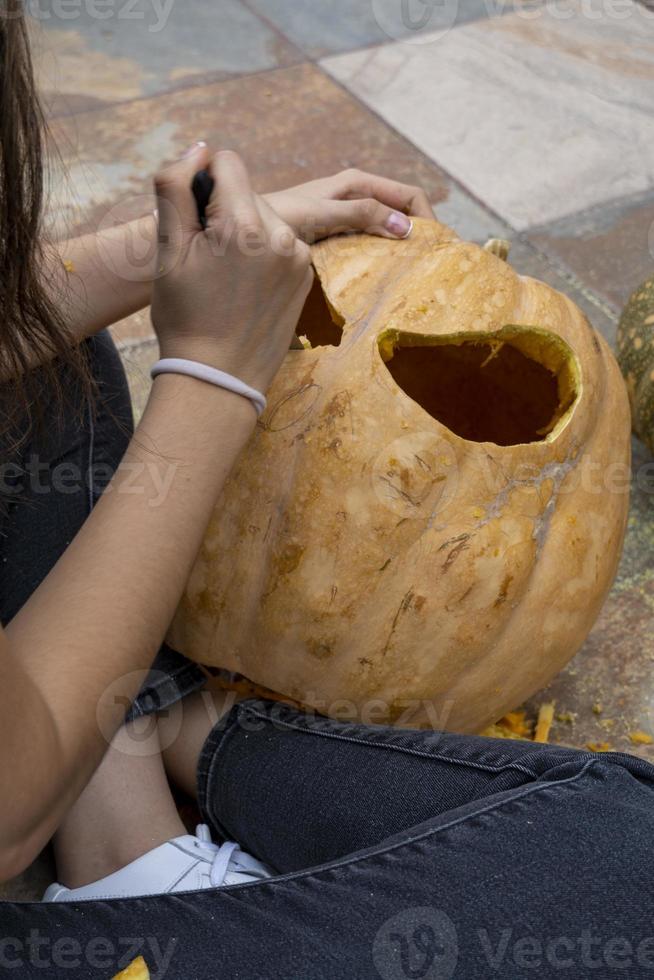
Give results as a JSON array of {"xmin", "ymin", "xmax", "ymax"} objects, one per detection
[
  {"xmin": 0, "ymin": 374, "xmax": 255, "ymax": 873},
  {"xmin": 47, "ymin": 215, "xmax": 157, "ymax": 344}
]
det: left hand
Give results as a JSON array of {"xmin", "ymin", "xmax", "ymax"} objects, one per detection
[{"xmin": 263, "ymin": 169, "xmax": 435, "ymax": 243}]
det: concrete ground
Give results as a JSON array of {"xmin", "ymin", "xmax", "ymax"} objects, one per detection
[{"xmin": 3, "ymin": 0, "xmax": 653, "ymax": 899}]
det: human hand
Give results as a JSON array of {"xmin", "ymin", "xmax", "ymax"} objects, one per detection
[
  {"xmin": 151, "ymin": 144, "xmax": 313, "ymax": 392},
  {"xmin": 263, "ymin": 169, "xmax": 434, "ymax": 243}
]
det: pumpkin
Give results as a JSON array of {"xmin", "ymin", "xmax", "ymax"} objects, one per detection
[
  {"xmin": 169, "ymin": 218, "xmax": 631, "ymax": 733},
  {"xmin": 617, "ymin": 276, "xmax": 654, "ymax": 455}
]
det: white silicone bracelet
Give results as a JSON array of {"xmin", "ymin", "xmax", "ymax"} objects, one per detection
[{"xmin": 150, "ymin": 358, "xmax": 267, "ymax": 417}]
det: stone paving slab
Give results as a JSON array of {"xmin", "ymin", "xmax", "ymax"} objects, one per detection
[
  {"xmin": 48, "ymin": 62, "xmax": 454, "ymax": 239},
  {"xmin": 527, "ymin": 190, "xmax": 654, "ymax": 314},
  {"xmin": 322, "ymin": 0, "xmax": 654, "ymax": 230},
  {"xmin": 244, "ymin": 0, "xmax": 505, "ymax": 59},
  {"xmin": 30, "ymin": 0, "xmax": 301, "ymax": 115}
]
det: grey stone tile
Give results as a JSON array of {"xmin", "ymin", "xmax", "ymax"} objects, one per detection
[
  {"xmin": 244, "ymin": 0, "xmax": 511, "ymax": 59},
  {"xmin": 527, "ymin": 189, "xmax": 654, "ymax": 315},
  {"xmin": 322, "ymin": 0, "xmax": 654, "ymax": 229},
  {"xmin": 30, "ymin": 0, "xmax": 300, "ymax": 113}
]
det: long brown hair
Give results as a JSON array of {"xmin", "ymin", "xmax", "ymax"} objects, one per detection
[{"xmin": 0, "ymin": 0, "xmax": 89, "ymax": 447}]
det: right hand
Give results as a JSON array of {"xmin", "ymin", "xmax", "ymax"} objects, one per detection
[{"xmin": 151, "ymin": 144, "xmax": 313, "ymax": 393}]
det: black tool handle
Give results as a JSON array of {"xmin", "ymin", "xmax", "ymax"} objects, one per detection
[{"xmin": 191, "ymin": 169, "xmax": 215, "ymax": 229}]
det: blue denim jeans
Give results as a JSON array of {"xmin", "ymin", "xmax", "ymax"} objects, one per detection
[
  {"xmin": 0, "ymin": 331, "xmax": 207, "ymax": 717},
  {"xmin": 2, "ymin": 698, "xmax": 654, "ymax": 978}
]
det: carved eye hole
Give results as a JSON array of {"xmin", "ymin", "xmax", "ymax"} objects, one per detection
[
  {"xmin": 379, "ymin": 327, "xmax": 580, "ymax": 447},
  {"xmin": 295, "ymin": 275, "xmax": 344, "ymax": 348}
]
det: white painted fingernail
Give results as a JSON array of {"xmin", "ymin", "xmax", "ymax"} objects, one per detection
[
  {"xmin": 385, "ymin": 211, "xmax": 413, "ymax": 238},
  {"xmin": 182, "ymin": 140, "xmax": 207, "ymax": 159}
]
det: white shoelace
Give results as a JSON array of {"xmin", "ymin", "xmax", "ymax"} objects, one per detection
[{"xmin": 194, "ymin": 824, "xmax": 270, "ymax": 887}]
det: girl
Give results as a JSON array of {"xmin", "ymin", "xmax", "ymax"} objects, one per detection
[
  {"xmin": 0, "ymin": 0, "xmax": 434, "ymax": 896},
  {"xmin": 2, "ymin": 5, "xmax": 654, "ymax": 978}
]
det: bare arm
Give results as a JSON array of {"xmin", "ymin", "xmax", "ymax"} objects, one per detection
[
  {"xmin": 0, "ymin": 146, "xmax": 312, "ymax": 880},
  {"xmin": 46, "ymin": 213, "xmax": 157, "ymax": 344},
  {"xmin": 1, "ymin": 376, "xmax": 254, "ymax": 876}
]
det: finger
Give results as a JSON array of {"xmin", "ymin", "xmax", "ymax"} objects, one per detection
[
  {"xmin": 255, "ymin": 194, "xmax": 309, "ymax": 262},
  {"xmin": 288, "ymin": 197, "xmax": 414, "ymax": 241},
  {"xmin": 154, "ymin": 141, "xmax": 211, "ymax": 244},
  {"xmin": 205, "ymin": 150, "xmax": 261, "ymax": 236},
  {"xmin": 255, "ymin": 194, "xmax": 313, "ymax": 352},
  {"xmin": 330, "ymin": 169, "xmax": 435, "ymax": 219}
]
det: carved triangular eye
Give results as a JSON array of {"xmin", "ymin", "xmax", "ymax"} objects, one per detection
[
  {"xmin": 379, "ymin": 325, "xmax": 579, "ymax": 446},
  {"xmin": 295, "ymin": 275, "xmax": 344, "ymax": 348}
]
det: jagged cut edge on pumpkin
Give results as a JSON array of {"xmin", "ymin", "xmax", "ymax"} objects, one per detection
[
  {"xmin": 377, "ymin": 324, "xmax": 581, "ymax": 446},
  {"xmin": 295, "ymin": 273, "xmax": 345, "ymax": 348}
]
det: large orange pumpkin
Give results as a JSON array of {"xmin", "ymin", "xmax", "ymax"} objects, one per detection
[{"xmin": 169, "ymin": 218, "xmax": 631, "ymax": 732}]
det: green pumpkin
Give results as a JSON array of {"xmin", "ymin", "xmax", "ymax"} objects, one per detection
[{"xmin": 617, "ymin": 276, "xmax": 654, "ymax": 455}]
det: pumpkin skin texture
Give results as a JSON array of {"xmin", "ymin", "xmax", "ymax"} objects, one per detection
[
  {"xmin": 617, "ymin": 276, "xmax": 654, "ymax": 456},
  {"xmin": 169, "ymin": 218, "xmax": 631, "ymax": 733}
]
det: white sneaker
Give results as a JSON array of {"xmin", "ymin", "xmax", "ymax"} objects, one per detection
[{"xmin": 43, "ymin": 825, "xmax": 271, "ymax": 902}]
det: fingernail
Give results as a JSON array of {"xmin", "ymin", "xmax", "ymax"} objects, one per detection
[
  {"xmin": 182, "ymin": 140, "xmax": 207, "ymax": 159},
  {"xmin": 385, "ymin": 211, "xmax": 413, "ymax": 238}
]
